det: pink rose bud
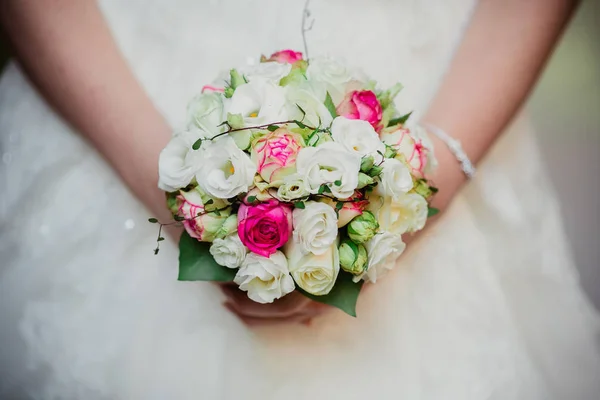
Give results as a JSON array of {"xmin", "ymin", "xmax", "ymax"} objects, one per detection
[
  {"xmin": 318, "ymin": 191, "xmax": 369, "ymax": 227},
  {"xmin": 237, "ymin": 200, "xmax": 293, "ymax": 257},
  {"xmin": 251, "ymin": 127, "xmax": 304, "ymax": 185},
  {"xmin": 177, "ymin": 191, "xmax": 236, "ymax": 242},
  {"xmin": 267, "ymin": 49, "xmax": 303, "ymax": 64},
  {"xmin": 380, "ymin": 126, "xmax": 430, "ymax": 178},
  {"xmin": 336, "ymin": 90, "xmax": 383, "ymax": 131}
]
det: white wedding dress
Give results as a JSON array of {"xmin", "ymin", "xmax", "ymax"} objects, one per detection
[{"xmin": 1, "ymin": 0, "xmax": 599, "ymax": 399}]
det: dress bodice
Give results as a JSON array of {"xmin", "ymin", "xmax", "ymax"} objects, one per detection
[{"xmin": 99, "ymin": 0, "xmax": 475, "ymax": 129}]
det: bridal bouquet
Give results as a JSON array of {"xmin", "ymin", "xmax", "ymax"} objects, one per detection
[{"xmin": 154, "ymin": 50, "xmax": 438, "ymax": 316}]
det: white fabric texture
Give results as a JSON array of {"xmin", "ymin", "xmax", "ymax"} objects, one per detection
[{"xmin": 1, "ymin": 0, "xmax": 599, "ymax": 399}]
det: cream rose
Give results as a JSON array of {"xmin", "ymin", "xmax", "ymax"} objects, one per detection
[
  {"xmin": 378, "ymin": 158, "xmax": 414, "ymax": 200},
  {"xmin": 284, "ymin": 239, "xmax": 340, "ymax": 296},
  {"xmin": 195, "ymin": 137, "xmax": 257, "ymax": 199},
  {"xmin": 228, "ymin": 80, "xmax": 289, "ymax": 127},
  {"xmin": 158, "ymin": 130, "xmax": 203, "ymax": 192},
  {"xmin": 292, "ymin": 201, "xmax": 338, "ymax": 255},
  {"xmin": 233, "ymin": 251, "xmax": 295, "ymax": 303},
  {"xmin": 368, "ymin": 192, "xmax": 428, "ymax": 235},
  {"xmin": 186, "ymin": 92, "xmax": 227, "ymax": 137},
  {"xmin": 356, "ymin": 232, "xmax": 406, "ymax": 283},
  {"xmin": 330, "ymin": 117, "xmax": 385, "ymax": 162},
  {"xmin": 276, "ymin": 173, "xmax": 310, "ymax": 202},
  {"xmin": 306, "ymin": 56, "xmax": 353, "ymax": 102},
  {"xmin": 295, "ymin": 142, "xmax": 361, "ymax": 199},
  {"xmin": 241, "ymin": 61, "xmax": 292, "ymax": 84},
  {"xmin": 285, "ymin": 84, "xmax": 334, "ymax": 128},
  {"xmin": 209, "ymin": 234, "xmax": 248, "ymax": 269}
]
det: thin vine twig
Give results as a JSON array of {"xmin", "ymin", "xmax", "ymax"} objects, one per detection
[{"xmin": 301, "ymin": 0, "xmax": 314, "ymax": 63}]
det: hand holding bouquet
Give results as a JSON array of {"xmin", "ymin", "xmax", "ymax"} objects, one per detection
[{"xmin": 153, "ymin": 50, "xmax": 438, "ymax": 316}]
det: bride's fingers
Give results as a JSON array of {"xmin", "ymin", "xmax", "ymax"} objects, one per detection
[
  {"xmin": 223, "ymin": 289, "xmax": 312, "ymax": 319},
  {"xmin": 224, "ymin": 301, "xmax": 321, "ymax": 327}
]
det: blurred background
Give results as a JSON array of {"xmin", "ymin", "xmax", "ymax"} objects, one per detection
[
  {"xmin": 0, "ymin": 1, "xmax": 598, "ymax": 308},
  {"xmin": 528, "ymin": 0, "xmax": 600, "ymax": 308}
]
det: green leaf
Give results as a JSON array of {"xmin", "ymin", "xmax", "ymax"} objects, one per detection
[
  {"xmin": 324, "ymin": 92, "xmax": 338, "ymax": 119},
  {"xmin": 294, "ymin": 201, "xmax": 305, "ymax": 209},
  {"xmin": 192, "ymin": 138, "xmax": 203, "ymax": 151},
  {"xmin": 335, "ymin": 202, "xmax": 344, "ymax": 211},
  {"xmin": 205, "ymin": 199, "xmax": 214, "ymax": 205},
  {"xmin": 387, "ymin": 111, "xmax": 413, "ymax": 127},
  {"xmin": 246, "ymin": 195, "xmax": 257, "ymax": 203},
  {"xmin": 148, "ymin": 218, "xmax": 159, "ymax": 224},
  {"xmin": 157, "ymin": 237, "xmax": 165, "ymax": 241},
  {"xmin": 294, "ymin": 120, "xmax": 307, "ymax": 129},
  {"xmin": 267, "ymin": 125, "xmax": 279, "ymax": 132},
  {"xmin": 334, "ymin": 179, "xmax": 342, "ymax": 186},
  {"xmin": 427, "ymin": 207, "xmax": 440, "ymax": 218},
  {"xmin": 296, "ymin": 104, "xmax": 306, "ymax": 117},
  {"xmin": 178, "ymin": 231, "xmax": 236, "ymax": 282},
  {"xmin": 174, "ymin": 215, "xmax": 185, "ymax": 222},
  {"xmin": 297, "ymin": 271, "xmax": 363, "ymax": 317}
]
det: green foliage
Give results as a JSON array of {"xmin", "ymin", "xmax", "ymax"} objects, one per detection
[
  {"xmin": 294, "ymin": 201, "xmax": 306, "ymax": 209},
  {"xmin": 388, "ymin": 111, "xmax": 413, "ymax": 127},
  {"xmin": 178, "ymin": 231, "xmax": 236, "ymax": 282},
  {"xmin": 377, "ymin": 82, "xmax": 403, "ymax": 110},
  {"xmin": 192, "ymin": 138, "xmax": 203, "ymax": 150},
  {"xmin": 294, "ymin": 120, "xmax": 308, "ymax": 129},
  {"xmin": 427, "ymin": 207, "xmax": 440, "ymax": 218},
  {"xmin": 324, "ymin": 92, "xmax": 338, "ymax": 119},
  {"xmin": 148, "ymin": 218, "xmax": 158, "ymax": 223},
  {"xmin": 246, "ymin": 195, "xmax": 257, "ymax": 203},
  {"xmin": 267, "ymin": 125, "xmax": 279, "ymax": 132},
  {"xmin": 297, "ymin": 271, "xmax": 363, "ymax": 317},
  {"xmin": 280, "ymin": 68, "xmax": 307, "ymax": 87}
]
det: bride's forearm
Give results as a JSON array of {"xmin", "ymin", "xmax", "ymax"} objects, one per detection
[
  {"xmin": 424, "ymin": 0, "xmax": 578, "ymax": 209},
  {"xmin": 0, "ymin": 0, "xmax": 171, "ymax": 220}
]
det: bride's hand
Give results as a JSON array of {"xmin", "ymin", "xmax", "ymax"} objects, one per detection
[{"xmin": 220, "ymin": 283, "xmax": 329, "ymax": 326}]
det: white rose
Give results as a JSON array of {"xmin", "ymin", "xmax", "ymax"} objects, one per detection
[
  {"xmin": 292, "ymin": 201, "xmax": 338, "ymax": 255},
  {"xmin": 295, "ymin": 142, "xmax": 361, "ymax": 199},
  {"xmin": 158, "ymin": 130, "xmax": 203, "ymax": 192},
  {"xmin": 276, "ymin": 173, "xmax": 310, "ymax": 202},
  {"xmin": 209, "ymin": 234, "xmax": 248, "ymax": 269},
  {"xmin": 186, "ymin": 92, "xmax": 228, "ymax": 137},
  {"xmin": 331, "ymin": 117, "xmax": 385, "ymax": 162},
  {"xmin": 284, "ymin": 239, "xmax": 340, "ymax": 296},
  {"xmin": 285, "ymin": 84, "xmax": 333, "ymax": 128},
  {"xmin": 241, "ymin": 61, "xmax": 292, "ymax": 84},
  {"xmin": 370, "ymin": 193, "xmax": 428, "ymax": 235},
  {"xmin": 195, "ymin": 137, "xmax": 257, "ymax": 199},
  {"xmin": 234, "ymin": 251, "xmax": 295, "ymax": 303},
  {"xmin": 306, "ymin": 56, "xmax": 353, "ymax": 102},
  {"xmin": 355, "ymin": 232, "xmax": 405, "ymax": 283},
  {"xmin": 228, "ymin": 80, "xmax": 289, "ymax": 127},
  {"xmin": 378, "ymin": 158, "xmax": 413, "ymax": 199}
]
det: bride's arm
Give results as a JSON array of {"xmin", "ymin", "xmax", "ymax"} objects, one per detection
[
  {"xmin": 425, "ymin": 0, "xmax": 578, "ymax": 210},
  {"xmin": 0, "ymin": 0, "xmax": 172, "ymax": 222},
  {"xmin": 0, "ymin": 0, "xmax": 317, "ymax": 325}
]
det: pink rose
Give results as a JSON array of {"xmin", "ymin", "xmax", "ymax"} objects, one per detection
[
  {"xmin": 319, "ymin": 191, "xmax": 368, "ymax": 227},
  {"xmin": 237, "ymin": 200, "xmax": 293, "ymax": 257},
  {"xmin": 251, "ymin": 127, "xmax": 304, "ymax": 185},
  {"xmin": 267, "ymin": 49, "xmax": 303, "ymax": 64},
  {"xmin": 336, "ymin": 90, "xmax": 383, "ymax": 130},
  {"xmin": 177, "ymin": 190, "xmax": 236, "ymax": 242},
  {"xmin": 380, "ymin": 127, "xmax": 430, "ymax": 178}
]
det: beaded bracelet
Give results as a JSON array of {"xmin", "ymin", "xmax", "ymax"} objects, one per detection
[{"xmin": 420, "ymin": 123, "xmax": 476, "ymax": 179}]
